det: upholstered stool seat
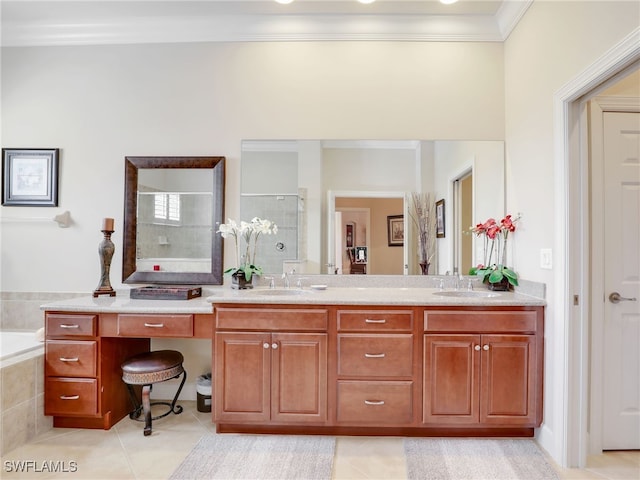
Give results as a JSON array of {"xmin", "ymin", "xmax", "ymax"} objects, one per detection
[{"xmin": 121, "ymin": 350, "xmax": 186, "ymax": 436}]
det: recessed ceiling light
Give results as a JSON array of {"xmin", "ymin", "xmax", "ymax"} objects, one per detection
[
  {"xmin": 358, "ymin": 0, "xmax": 376, "ymax": 4},
  {"xmin": 440, "ymin": 0, "xmax": 459, "ymax": 4},
  {"xmin": 275, "ymin": 0, "xmax": 294, "ymax": 4}
]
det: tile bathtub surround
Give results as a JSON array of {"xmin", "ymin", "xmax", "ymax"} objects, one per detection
[
  {"xmin": 0, "ymin": 401, "xmax": 637, "ymax": 480},
  {"xmin": 0, "ymin": 353, "xmax": 52, "ymax": 456},
  {"xmin": 1, "ymin": 292, "xmax": 88, "ymax": 330}
]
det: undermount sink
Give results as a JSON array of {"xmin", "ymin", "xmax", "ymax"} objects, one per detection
[
  {"xmin": 432, "ymin": 290, "xmax": 501, "ymax": 298},
  {"xmin": 251, "ymin": 289, "xmax": 307, "ymax": 296}
]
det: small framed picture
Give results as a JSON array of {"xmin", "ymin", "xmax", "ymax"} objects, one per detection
[
  {"xmin": 2, "ymin": 148, "xmax": 59, "ymax": 206},
  {"xmin": 354, "ymin": 246, "xmax": 368, "ymax": 263},
  {"xmin": 387, "ymin": 214, "xmax": 404, "ymax": 247},
  {"xmin": 436, "ymin": 199, "xmax": 445, "ymax": 238}
]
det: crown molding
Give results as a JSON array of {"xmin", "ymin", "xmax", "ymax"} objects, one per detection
[
  {"xmin": 1, "ymin": 2, "xmax": 532, "ymax": 47},
  {"xmin": 496, "ymin": 0, "xmax": 533, "ymax": 40}
]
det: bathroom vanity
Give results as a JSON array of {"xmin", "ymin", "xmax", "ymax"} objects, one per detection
[{"xmin": 41, "ymin": 287, "xmax": 544, "ymax": 437}]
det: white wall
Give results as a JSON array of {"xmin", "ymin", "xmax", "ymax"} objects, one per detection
[
  {"xmin": 1, "ymin": 41, "xmax": 504, "ymax": 291},
  {"xmin": 504, "ymin": 0, "xmax": 640, "ymax": 466}
]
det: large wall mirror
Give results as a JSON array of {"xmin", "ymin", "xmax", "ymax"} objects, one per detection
[
  {"xmin": 123, "ymin": 156, "xmax": 225, "ymax": 285},
  {"xmin": 241, "ymin": 140, "xmax": 504, "ymax": 276}
]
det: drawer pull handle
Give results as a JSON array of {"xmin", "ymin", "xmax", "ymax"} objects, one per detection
[
  {"xmin": 364, "ymin": 353, "xmax": 385, "ymax": 358},
  {"xmin": 60, "ymin": 324, "xmax": 79, "ymax": 329},
  {"xmin": 365, "ymin": 319, "xmax": 386, "ymax": 324},
  {"xmin": 364, "ymin": 400, "xmax": 385, "ymax": 406},
  {"xmin": 59, "ymin": 395, "xmax": 80, "ymax": 400},
  {"xmin": 59, "ymin": 357, "xmax": 79, "ymax": 362},
  {"xmin": 144, "ymin": 323, "xmax": 165, "ymax": 328}
]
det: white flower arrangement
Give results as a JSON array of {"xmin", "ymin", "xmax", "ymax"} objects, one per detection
[{"xmin": 217, "ymin": 217, "xmax": 278, "ymax": 280}]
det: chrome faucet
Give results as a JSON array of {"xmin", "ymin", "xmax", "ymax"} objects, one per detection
[{"xmin": 282, "ymin": 268, "xmax": 296, "ymax": 288}]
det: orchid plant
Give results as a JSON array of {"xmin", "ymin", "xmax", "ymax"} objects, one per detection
[
  {"xmin": 217, "ymin": 217, "xmax": 278, "ymax": 280},
  {"xmin": 469, "ymin": 214, "xmax": 520, "ymax": 286}
]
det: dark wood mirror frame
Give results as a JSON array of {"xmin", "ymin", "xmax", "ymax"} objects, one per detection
[{"xmin": 123, "ymin": 156, "xmax": 226, "ymax": 285}]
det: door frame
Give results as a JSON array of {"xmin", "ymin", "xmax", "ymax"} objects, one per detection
[{"xmin": 559, "ymin": 28, "xmax": 639, "ymax": 468}]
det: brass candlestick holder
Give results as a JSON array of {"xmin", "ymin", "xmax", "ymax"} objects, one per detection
[{"xmin": 93, "ymin": 218, "xmax": 116, "ymax": 297}]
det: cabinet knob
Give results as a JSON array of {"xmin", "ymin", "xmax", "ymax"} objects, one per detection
[
  {"xmin": 483, "ymin": 344, "xmax": 489, "ymax": 351},
  {"xmin": 271, "ymin": 343, "xmax": 278, "ymax": 350},
  {"xmin": 263, "ymin": 342, "xmax": 270, "ymax": 349},
  {"xmin": 474, "ymin": 345, "xmax": 481, "ymax": 351}
]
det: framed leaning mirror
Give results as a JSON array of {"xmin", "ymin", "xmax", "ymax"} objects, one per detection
[{"xmin": 122, "ymin": 156, "xmax": 225, "ymax": 285}]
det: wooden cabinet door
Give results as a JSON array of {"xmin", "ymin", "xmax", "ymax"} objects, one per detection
[
  {"xmin": 480, "ymin": 334, "xmax": 537, "ymax": 425},
  {"xmin": 214, "ymin": 332, "xmax": 271, "ymax": 423},
  {"xmin": 271, "ymin": 333, "xmax": 328, "ymax": 424},
  {"xmin": 423, "ymin": 334, "xmax": 480, "ymax": 424},
  {"xmin": 424, "ymin": 333, "xmax": 537, "ymax": 427}
]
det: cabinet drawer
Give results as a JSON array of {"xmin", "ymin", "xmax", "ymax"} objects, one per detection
[
  {"xmin": 216, "ymin": 307, "xmax": 328, "ymax": 331},
  {"xmin": 46, "ymin": 340, "xmax": 97, "ymax": 377},
  {"xmin": 337, "ymin": 380, "xmax": 413, "ymax": 424},
  {"xmin": 338, "ymin": 334, "xmax": 413, "ymax": 377},
  {"xmin": 424, "ymin": 310, "xmax": 539, "ymax": 333},
  {"xmin": 46, "ymin": 314, "xmax": 97, "ymax": 337},
  {"xmin": 337, "ymin": 310, "xmax": 413, "ymax": 332},
  {"xmin": 45, "ymin": 378, "xmax": 98, "ymax": 416},
  {"xmin": 117, "ymin": 314, "xmax": 193, "ymax": 337}
]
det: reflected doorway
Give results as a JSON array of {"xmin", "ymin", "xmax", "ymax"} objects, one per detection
[
  {"xmin": 328, "ymin": 191, "xmax": 407, "ymax": 275},
  {"xmin": 453, "ymin": 171, "xmax": 473, "ymax": 275}
]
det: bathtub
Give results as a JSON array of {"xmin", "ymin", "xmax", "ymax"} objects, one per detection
[
  {"xmin": 0, "ymin": 330, "xmax": 51, "ymax": 455},
  {"xmin": 0, "ymin": 330, "xmax": 43, "ymax": 363}
]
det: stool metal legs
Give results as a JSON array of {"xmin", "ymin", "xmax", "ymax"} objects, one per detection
[{"xmin": 125, "ymin": 369, "xmax": 187, "ymax": 436}]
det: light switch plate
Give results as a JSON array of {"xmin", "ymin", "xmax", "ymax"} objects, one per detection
[{"xmin": 540, "ymin": 248, "xmax": 553, "ymax": 269}]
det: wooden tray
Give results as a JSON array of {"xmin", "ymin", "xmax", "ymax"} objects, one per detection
[{"xmin": 129, "ymin": 286, "xmax": 202, "ymax": 300}]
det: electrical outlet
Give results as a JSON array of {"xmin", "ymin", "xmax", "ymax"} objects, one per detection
[{"xmin": 540, "ymin": 249, "xmax": 552, "ymax": 269}]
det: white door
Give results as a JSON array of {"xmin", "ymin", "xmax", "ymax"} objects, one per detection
[{"xmin": 603, "ymin": 111, "xmax": 640, "ymax": 450}]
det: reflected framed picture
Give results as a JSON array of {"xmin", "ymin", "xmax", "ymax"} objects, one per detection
[
  {"xmin": 345, "ymin": 222, "xmax": 355, "ymax": 248},
  {"xmin": 387, "ymin": 214, "xmax": 404, "ymax": 246},
  {"xmin": 2, "ymin": 148, "xmax": 59, "ymax": 206},
  {"xmin": 354, "ymin": 246, "xmax": 368, "ymax": 263},
  {"xmin": 436, "ymin": 199, "xmax": 445, "ymax": 238}
]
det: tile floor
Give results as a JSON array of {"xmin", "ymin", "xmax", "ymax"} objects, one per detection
[{"xmin": 1, "ymin": 401, "xmax": 638, "ymax": 479}]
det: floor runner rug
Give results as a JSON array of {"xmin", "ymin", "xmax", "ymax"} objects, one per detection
[
  {"xmin": 404, "ymin": 438, "xmax": 559, "ymax": 480},
  {"xmin": 170, "ymin": 434, "xmax": 335, "ymax": 480}
]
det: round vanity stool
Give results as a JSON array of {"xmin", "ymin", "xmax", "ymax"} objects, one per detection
[{"xmin": 121, "ymin": 350, "xmax": 187, "ymax": 436}]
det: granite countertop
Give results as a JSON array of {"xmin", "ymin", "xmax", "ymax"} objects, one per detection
[
  {"xmin": 206, "ymin": 286, "xmax": 545, "ymax": 307},
  {"xmin": 40, "ymin": 285, "xmax": 544, "ymax": 313},
  {"xmin": 40, "ymin": 294, "xmax": 214, "ymax": 314}
]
